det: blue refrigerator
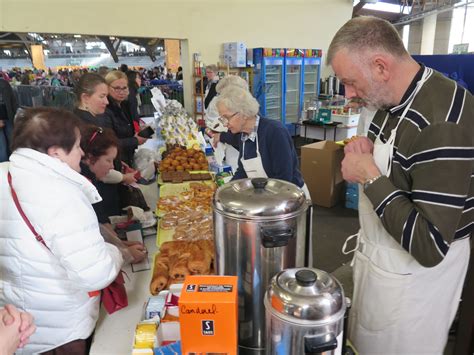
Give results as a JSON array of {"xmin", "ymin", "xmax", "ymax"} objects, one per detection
[
  {"xmin": 302, "ymin": 49, "xmax": 322, "ymax": 108},
  {"xmin": 284, "ymin": 49, "xmax": 304, "ymax": 128},
  {"xmin": 253, "ymin": 48, "xmax": 285, "ymax": 122}
]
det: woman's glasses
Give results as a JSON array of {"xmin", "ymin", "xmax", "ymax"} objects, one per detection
[
  {"xmin": 110, "ymin": 86, "xmax": 129, "ymax": 92},
  {"xmin": 218, "ymin": 111, "xmax": 239, "ymax": 124}
]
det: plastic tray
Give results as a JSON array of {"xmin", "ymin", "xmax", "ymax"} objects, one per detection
[{"xmin": 156, "ymin": 180, "xmax": 215, "ymax": 246}]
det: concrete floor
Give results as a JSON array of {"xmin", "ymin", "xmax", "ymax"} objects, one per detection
[{"xmin": 311, "ymin": 203, "xmax": 358, "ymax": 299}]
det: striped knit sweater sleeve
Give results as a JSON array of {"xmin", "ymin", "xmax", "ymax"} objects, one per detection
[{"xmin": 365, "ymin": 69, "xmax": 474, "ymax": 267}]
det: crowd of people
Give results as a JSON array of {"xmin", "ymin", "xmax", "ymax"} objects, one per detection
[
  {"xmin": 0, "ymin": 63, "xmax": 181, "ymax": 88},
  {"xmin": 0, "ymin": 60, "xmax": 156, "ymax": 352},
  {"xmin": 0, "ymin": 16, "xmax": 472, "ymax": 355}
]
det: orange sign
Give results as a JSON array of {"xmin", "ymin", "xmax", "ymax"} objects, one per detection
[{"xmin": 179, "ymin": 275, "xmax": 238, "ymax": 355}]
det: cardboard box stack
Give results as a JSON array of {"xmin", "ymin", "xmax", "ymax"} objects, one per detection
[
  {"xmin": 223, "ymin": 42, "xmax": 247, "ymax": 68},
  {"xmin": 301, "ymin": 141, "xmax": 344, "ymax": 208}
]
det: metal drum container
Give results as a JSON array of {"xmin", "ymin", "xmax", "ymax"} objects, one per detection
[
  {"xmin": 264, "ymin": 268, "xmax": 347, "ymax": 355},
  {"xmin": 213, "ymin": 178, "xmax": 312, "ymax": 354}
]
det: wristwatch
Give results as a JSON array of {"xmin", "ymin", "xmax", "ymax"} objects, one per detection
[{"xmin": 363, "ymin": 175, "xmax": 382, "ymax": 190}]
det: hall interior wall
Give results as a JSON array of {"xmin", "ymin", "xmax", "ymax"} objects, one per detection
[{"xmin": 0, "ymin": 0, "xmax": 353, "ymax": 113}]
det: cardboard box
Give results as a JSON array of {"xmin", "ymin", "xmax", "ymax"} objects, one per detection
[
  {"xmin": 223, "ymin": 42, "xmax": 247, "ymax": 68},
  {"xmin": 301, "ymin": 141, "xmax": 344, "ymax": 208},
  {"xmin": 179, "ymin": 275, "xmax": 238, "ymax": 355}
]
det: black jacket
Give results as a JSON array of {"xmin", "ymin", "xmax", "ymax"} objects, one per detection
[
  {"xmin": 73, "ymin": 108, "xmax": 113, "ymax": 128},
  {"xmin": 80, "ymin": 162, "xmax": 120, "ymax": 223},
  {"xmin": 204, "ymin": 81, "xmax": 218, "ymax": 109},
  {"xmin": 105, "ymin": 97, "xmax": 138, "ymax": 166},
  {"xmin": 128, "ymin": 86, "xmax": 140, "ymax": 123},
  {"xmin": 0, "ymin": 79, "xmax": 18, "ymax": 121}
]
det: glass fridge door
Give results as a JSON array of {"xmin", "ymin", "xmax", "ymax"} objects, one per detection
[
  {"xmin": 303, "ymin": 64, "xmax": 319, "ymax": 104},
  {"xmin": 264, "ymin": 64, "xmax": 282, "ymax": 121},
  {"xmin": 285, "ymin": 64, "xmax": 301, "ymax": 124}
]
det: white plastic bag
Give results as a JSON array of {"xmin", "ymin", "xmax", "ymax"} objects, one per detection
[{"xmin": 133, "ymin": 148, "xmax": 160, "ymax": 180}]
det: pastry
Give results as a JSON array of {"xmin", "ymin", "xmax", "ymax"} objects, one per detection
[{"xmin": 150, "ymin": 260, "xmax": 169, "ymax": 295}]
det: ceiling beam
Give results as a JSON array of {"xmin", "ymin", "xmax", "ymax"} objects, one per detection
[
  {"xmin": 97, "ymin": 35, "xmax": 119, "ymax": 63},
  {"xmin": 14, "ymin": 33, "xmax": 33, "ymax": 62},
  {"xmin": 352, "ymin": 1, "xmax": 367, "ymax": 16},
  {"xmin": 138, "ymin": 38, "xmax": 156, "ymax": 62},
  {"xmin": 393, "ymin": 0, "xmax": 473, "ymax": 25},
  {"xmin": 113, "ymin": 39, "xmax": 122, "ymax": 53}
]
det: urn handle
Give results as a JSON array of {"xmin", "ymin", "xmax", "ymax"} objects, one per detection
[{"xmin": 304, "ymin": 333, "xmax": 337, "ymax": 354}]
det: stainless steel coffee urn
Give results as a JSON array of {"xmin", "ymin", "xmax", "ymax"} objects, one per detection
[
  {"xmin": 264, "ymin": 268, "xmax": 347, "ymax": 355},
  {"xmin": 213, "ymin": 178, "xmax": 312, "ymax": 354}
]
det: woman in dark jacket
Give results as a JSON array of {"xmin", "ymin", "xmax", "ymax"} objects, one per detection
[
  {"xmin": 0, "ymin": 77, "xmax": 18, "ymax": 161},
  {"xmin": 105, "ymin": 70, "xmax": 147, "ymax": 166},
  {"xmin": 126, "ymin": 70, "xmax": 141, "ymax": 125},
  {"xmin": 79, "ymin": 124, "xmax": 147, "ymax": 265},
  {"xmin": 73, "ymin": 73, "xmax": 110, "ymax": 127},
  {"xmin": 74, "ymin": 72, "xmax": 137, "ymax": 217}
]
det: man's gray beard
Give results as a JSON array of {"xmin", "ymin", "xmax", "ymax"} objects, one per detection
[{"xmin": 364, "ymin": 82, "xmax": 396, "ymax": 111}]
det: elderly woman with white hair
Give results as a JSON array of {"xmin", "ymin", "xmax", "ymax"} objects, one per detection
[
  {"xmin": 205, "ymin": 74, "xmax": 249, "ymax": 131},
  {"xmin": 215, "ymin": 86, "xmax": 310, "ymax": 197},
  {"xmin": 205, "ymin": 75, "xmax": 249, "ymax": 171}
]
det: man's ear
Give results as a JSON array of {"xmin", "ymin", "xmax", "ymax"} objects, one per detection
[{"xmin": 371, "ymin": 54, "xmax": 391, "ymax": 81}]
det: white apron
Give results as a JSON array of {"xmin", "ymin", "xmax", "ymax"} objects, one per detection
[
  {"xmin": 241, "ymin": 134, "xmax": 311, "ymax": 199},
  {"xmin": 241, "ymin": 135, "xmax": 313, "ymax": 266},
  {"xmin": 345, "ymin": 67, "xmax": 471, "ymax": 354}
]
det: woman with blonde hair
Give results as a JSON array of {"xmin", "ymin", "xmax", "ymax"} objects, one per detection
[
  {"xmin": 105, "ymin": 70, "xmax": 147, "ymax": 166},
  {"xmin": 74, "ymin": 72, "xmax": 137, "ymax": 218}
]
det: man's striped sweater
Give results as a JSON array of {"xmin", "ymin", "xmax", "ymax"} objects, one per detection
[{"xmin": 365, "ymin": 66, "xmax": 473, "ymax": 267}]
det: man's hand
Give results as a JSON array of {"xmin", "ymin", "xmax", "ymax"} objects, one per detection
[
  {"xmin": 0, "ymin": 120, "xmax": 5, "ymax": 129},
  {"xmin": 341, "ymin": 152, "xmax": 381, "ymax": 184},
  {"xmin": 344, "ymin": 136, "xmax": 373, "ymax": 154}
]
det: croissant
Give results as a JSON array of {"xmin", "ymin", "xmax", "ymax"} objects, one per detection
[
  {"xmin": 168, "ymin": 253, "xmax": 191, "ymax": 281},
  {"xmin": 150, "ymin": 260, "xmax": 169, "ymax": 295},
  {"xmin": 188, "ymin": 240, "xmax": 214, "ymax": 275}
]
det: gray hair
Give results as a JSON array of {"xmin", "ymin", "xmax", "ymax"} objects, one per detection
[
  {"xmin": 215, "ymin": 86, "xmax": 259, "ymax": 118},
  {"xmin": 216, "ymin": 75, "xmax": 248, "ymax": 94},
  {"xmin": 327, "ymin": 16, "xmax": 409, "ymax": 65},
  {"xmin": 205, "ymin": 64, "xmax": 218, "ymax": 73}
]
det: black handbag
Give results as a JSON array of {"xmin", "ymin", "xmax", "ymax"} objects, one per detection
[{"xmin": 119, "ymin": 184, "xmax": 150, "ymax": 211}]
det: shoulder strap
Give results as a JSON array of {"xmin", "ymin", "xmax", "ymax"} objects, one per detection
[{"xmin": 7, "ymin": 172, "xmax": 51, "ymax": 252}]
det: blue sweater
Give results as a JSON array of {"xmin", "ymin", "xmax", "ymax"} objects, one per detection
[{"xmin": 225, "ymin": 117, "xmax": 304, "ymax": 187}]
